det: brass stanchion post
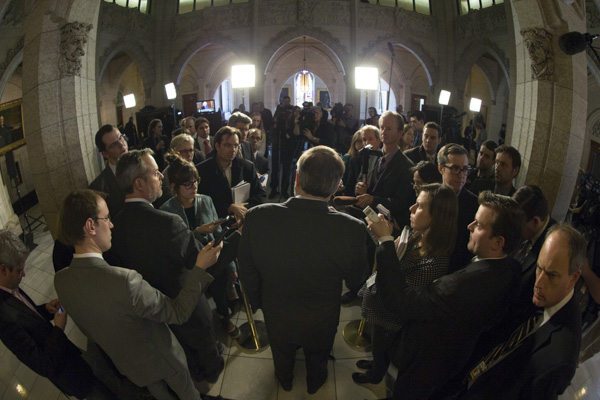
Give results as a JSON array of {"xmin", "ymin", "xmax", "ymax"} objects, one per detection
[{"xmin": 234, "ymin": 259, "xmax": 269, "ymax": 352}]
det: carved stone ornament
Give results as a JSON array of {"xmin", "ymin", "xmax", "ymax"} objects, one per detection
[
  {"xmin": 59, "ymin": 22, "xmax": 93, "ymax": 77},
  {"xmin": 455, "ymin": 5, "xmax": 506, "ymax": 39},
  {"xmin": 593, "ymin": 118, "xmax": 600, "ymax": 138},
  {"xmin": 521, "ymin": 28, "xmax": 553, "ymax": 81}
]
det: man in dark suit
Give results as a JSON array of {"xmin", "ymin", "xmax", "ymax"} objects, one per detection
[
  {"xmin": 404, "ymin": 121, "xmax": 441, "ymax": 164},
  {"xmin": 107, "ymin": 149, "xmax": 224, "ymax": 384},
  {"xmin": 437, "ymin": 143, "xmax": 479, "ymax": 273},
  {"xmin": 89, "ymin": 124, "xmax": 128, "ymax": 217},
  {"xmin": 197, "ymin": 126, "xmax": 265, "ymax": 221},
  {"xmin": 368, "ymin": 191, "xmax": 524, "ymax": 400},
  {"xmin": 354, "ymin": 111, "xmax": 415, "ymax": 227},
  {"xmin": 512, "ymin": 185, "xmax": 557, "ymax": 318},
  {"xmin": 238, "ymin": 146, "xmax": 368, "ymax": 394},
  {"xmin": 246, "ymin": 128, "xmax": 269, "ymax": 175},
  {"xmin": 457, "ymin": 224, "xmax": 584, "ymax": 399},
  {"xmin": 466, "ymin": 140, "xmax": 497, "ymax": 194},
  {"xmin": 0, "ymin": 229, "xmax": 97, "ymax": 399},
  {"xmin": 493, "ymin": 144, "xmax": 521, "ymax": 196}
]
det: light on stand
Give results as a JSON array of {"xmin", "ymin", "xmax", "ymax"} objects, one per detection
[
  {"xmin": 469, "ymin": 97, "xmax": 482, "ymax": 112},
  {"xmin": 123, "ymin": 94, "xmax": 136, "ymax": 109},
  {"xmin": 231, "ymin": 65, "xmax": 255, "ymax": 111},
  {"xmin": 355, "ymin": 67, "xmax": 379, "ymax": 125},
  {"xmin": 165, "ymin": 83, "xmax": 177, "ymax": 131},
  {"xmin": 467, "ymin": 97, "xmax": 482, "ymax": 162},
  {"xmin": 438, "ymin": 90, "xmax": 451, "ymax": 125}
]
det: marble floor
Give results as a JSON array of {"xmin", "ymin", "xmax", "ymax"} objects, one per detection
[{"xmin": 1, "ymin": 204, "xmax": 600, "ymax": 400}]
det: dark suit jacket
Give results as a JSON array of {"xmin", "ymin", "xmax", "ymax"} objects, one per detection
[
  {"xmin": 448, "ymin": 188, "xmax": 479, "ymax": 273},
  {"xmin": 238, "ymin": 197, "xmax": 368, "ymax": 346},
  {"xmin": 89, "ymin": 165, "xmax": 125, "ymax": 216},
  {"xmin": 404, "ymin": 145, "xmax": 435, "ymax": 164},
  {"xmin": 196, "ymin": 156, "xmax": 266, "ymax": 218},
  {"xmin": 461, "ymin": 295, "xmax": 581, "ymax": 400},
  {"xmin": 367, "ymin": 148, "xmax": 415, "ymax": 227},
  {"xmin": 240, "ymin": 142, "xmax": 269, "ymax": 175},
  {"xmin": 376, "ymin": 241, "xmax": 521, "ymax": 400},
  {"xmin": 0, "ymin": 289, "xmax": 93, "ymax": 398},
  {"xmin": 467, "ymin": 177, "xmax": 494, "ymax": 195},
  {"xmin": 343, "ymin": 154, "xmax": 362, "ymax": 196}
]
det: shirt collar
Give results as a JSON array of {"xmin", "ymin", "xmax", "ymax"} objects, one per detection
[
  {"xmin": 542, "ymin": 288, "xmax": 574, "ymax": 326},
  {"xmin": 530, "ymin": 216, "xmax": 550, "ymax": 246},
  {"xmin": 73, "ymin": 253, "xmax": 104, "ymax": 259},
  {"xmin": 125, "ymin": 197, "xmax": 153, "ymax": 205}
]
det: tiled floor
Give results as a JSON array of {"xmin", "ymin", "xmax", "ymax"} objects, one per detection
[{"xmin": 2, "ymin": 204, "xmax": 600, "ymax": 400}]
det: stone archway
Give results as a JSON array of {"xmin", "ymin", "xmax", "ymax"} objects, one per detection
[
  {"xmin": 509, "ymin": 0, "xmax": 587, "ymax": 217},
  {"xmin": 22, "ymin": 0, "xmax": 102, "ymax": 236}
]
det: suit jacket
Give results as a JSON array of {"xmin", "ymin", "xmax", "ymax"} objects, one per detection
[
  {"xmin": 0, "ymin": 289, "xmax": 93, "ymax": 398},
  {"xmin": 89, "ymin": 165, "xmax": 125, "ymax": 217},
  {"xmin": 376, "ymin": 241, "xmax": 521, "ymax": 399},
  {"xmin": 238, "ymin": 197, "xmax": 368, "ymax": 345},
  {"xmin": 241, "ymin": 143, "xmax": 269, "ymax": 175},
  {"xmin": 343, "ymin": 154, "xmax": 362, "ymax": 196},
  {"xmin": 404, "ymin": 145, "xmax": 435, "ymax": 164},
  {"xmin": 106, "ymin": 200, "xmax": 219, "ymax": 357},
  {"xmin": 448, "ymin": 188, "xmax": 479, "ymax": 273},
  {"xmin": 196, "ymin": 156, "xmax": 266, "ymax": 218},
  {"xmin": 461, "ymin": 295, "xmax": 581, "ymax": 400},
  {"xmin": 55, "ymin": 256, "xmax": 212, "ymax": 387},
  {"xmin": 367, "ymin": 148, "xmax": 415, "ymax": 227}
]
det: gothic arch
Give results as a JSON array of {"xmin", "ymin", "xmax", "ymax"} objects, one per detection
[
  {"xmin": 360, "ymin": 36, "xmax": 438, "ymax": 88},
  {"xmin": 0, "ymin": 47, "xmax": 22, "ymax": 100},
  {"xmin": 261, "ymin": 29, "xmax": 349, "ymax": 77},
  {"xmin": 172, "ymin": 35, "xmax": 247, "ymax": 85},
  {"xmin": 98, "ymin": 39, "xmax": 155, "ymax": 97},
  {"xmin": 454, "ymin": 39, "xmax": 509, "ymax": 98}
]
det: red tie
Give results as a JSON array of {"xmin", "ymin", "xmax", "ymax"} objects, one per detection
[{"xmin": 204, "ymin": 139, "xmax": 211, "ymax": 154}]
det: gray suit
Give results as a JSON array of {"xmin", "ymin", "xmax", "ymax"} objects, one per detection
[{"xmin": 55, "ymin": 256, "xmax": 214, "ymax": 400}]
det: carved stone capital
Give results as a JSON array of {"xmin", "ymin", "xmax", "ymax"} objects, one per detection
[
  {"xmin": 521, "ymin": 28, "xmax": 553, "ymax": 81},
  {"xmin": 59, "ymin": 21, "xmax": 93, "ymax": 77}
]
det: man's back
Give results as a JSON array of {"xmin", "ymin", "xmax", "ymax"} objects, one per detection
[{"xmin": 239, "ymin": 197, "xmax": 367, "ymax": 339}]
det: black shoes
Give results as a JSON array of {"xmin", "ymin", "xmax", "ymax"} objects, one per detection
[
  {"xmin": 352, "ymin": 372, "xmax": 382, "ymax": 384},
  {"xmin": 356, "ymin": 359, "xmax": 373, "ymax": 369}
]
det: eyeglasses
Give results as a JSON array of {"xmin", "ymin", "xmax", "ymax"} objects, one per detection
[
  {"xmin": 108, "ymin": 135, "xmax": 126, "ymax": 150},
  {"xmin": 94, "ymin": 215, "xmax": 111, "ymax": 223},
  {"xmin": 178, "ymin": 148, "xmax": 194, "ymax": 154},
  {"xmin": 248, "ymin": 136, "xmax": 262, "ymax": 141},
  {"xmin": 442, "ymin": 164, "xmax": 472, "ymax": 176},
  {"xmin": 182, "ymin": 180, "xmax": 198, "ymax": 189}
]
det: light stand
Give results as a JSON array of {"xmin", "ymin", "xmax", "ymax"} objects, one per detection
[
  {"xmin": 355, "ymin": 67, "xmax": 379, "ymax": 125},
  {"xmin": 230, "ymin": 64, "xmax": 267, "ymax": 351},
  {"xmin": 438, "ymin": 90, "xmax": 451, "ymax": 125},
  {"xmin": 165, "ymin": 83, "xmax": 177, "ymax": 132},
  {"xmin": 468, "ymin": 97, "xmax": 482, "ymax": 162}
]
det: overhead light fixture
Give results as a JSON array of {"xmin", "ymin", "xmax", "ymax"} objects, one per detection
[
  {"xmin": 123, "ymin": 94, "xmax": 136, "ymax": 109},
  {"xmin": 469, "ymin": 97, "xmax": 482, "ymax": 112},
  {"xmin": 439, "ymin": 90, "xmax": 451, "ymax": 106},
  {"xmin": 165, "ymin": 83, "xmax": 176, "ymax": 100},
  {"xmin": 231, "ymin": 65, "xmax": 255, "ymax": 88}
]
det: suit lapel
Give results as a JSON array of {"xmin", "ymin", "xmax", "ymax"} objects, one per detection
[
  {"xmin": 372, "ymin": 150, "xmax": 401, "ymax": 192},
  {"xmin": 0, "ymin": 289, "xmax": 46, "ymax": 322}
]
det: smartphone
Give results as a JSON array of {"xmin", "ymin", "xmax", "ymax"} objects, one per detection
[
  {"xmin": 58, "ymin": 306, "xmax": 64, "ymax": 315},
  {"xmin": 215, "ymin": 216, "xmax": 230, "ymax": 225},
  {"xmin": 363, "ymin": 206, "xmax": 380, "ymax": 223},
  {"xmin": 376, "ymin": 204, "xmax": 392, "ymax": 221}
]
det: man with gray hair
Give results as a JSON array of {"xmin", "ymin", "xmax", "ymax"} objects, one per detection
[
  {"xmin": 0, "ymin": 229, "xmax": 100, "ymax": 399},
  {"xmin": 239, "ymin": 146, "xmax": 368, "ymax": 394},
  {"xmin": 455, "ymin": 223, "xmax": 585, "ymax": 399},
  {"xmin": 106, "ymin": 149, "xmax": 225, "ymax": 384}
]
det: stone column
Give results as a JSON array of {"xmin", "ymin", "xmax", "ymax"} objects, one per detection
[
  {"xmin": 509, "ymin": 0, "xmax": 586, "ymax": 218},
  {"xmin": 22, "ymin": 0, "xmax": 101, "ymax": 236}
]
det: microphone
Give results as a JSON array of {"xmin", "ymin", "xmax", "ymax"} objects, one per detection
[
  {"xmin": 387, "ymin": 42, "xmax": 395, "ymax": 57},
  {"xmin": 558, "ymin": 32, "xmax": 598, "ymax": 55}
]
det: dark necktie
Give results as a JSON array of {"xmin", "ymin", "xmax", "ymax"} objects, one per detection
[
  {"xmin": 513, "ymin": 239, "xmax": 532, "ymax": 264},
  {"xmin": 204, "ymin": 139, "xmax": 211, "ymax": 154},
  {"xmin": 468, "ymin": 310, "xmax": 543, "ymax": 387}
]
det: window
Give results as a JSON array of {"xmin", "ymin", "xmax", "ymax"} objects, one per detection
[
  {"xmin": 177, "ymin": 0, "xmax": 249, "ymax": 14},
  {"xmin": 295, "ymin": 71, "xmax": 314, "ymax": 106},
  {"xmin": 457, "ymin": 0, "xmax": 503, "ymax": 15},
  {"xmin": 367, "ymin": 0, "xmax": 431, "ymax": 16},
  {"xmin": 103, "ymin": 0, "xmax": 150, "ymax": 14}
]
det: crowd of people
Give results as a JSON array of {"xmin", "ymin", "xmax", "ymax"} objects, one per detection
[{"xmin": 0, "ymin": 97, "xmax": 595, "ymax": 400}]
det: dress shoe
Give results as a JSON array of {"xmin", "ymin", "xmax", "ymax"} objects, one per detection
[
  {"xmin": 268, "ymin": 190, "xmax": 279, "ymax": 199},
  {"xmin": 352, "ymin": 372, "xmax": 382, "ymax": 384},
  {"xmin": 307, "ymin": 372, "xmax": 327, "ymax": 394},
  {"xmin": 221, "ymin": 319, "xmax": 240, "ymax": 339},
  {"xmin": 279, "ymin": 380, "xmax": 292, "ymax": 391},
  {"xmin": 341, "ymin": 290, "xmax": 358, "ymax": 305},
  {"xmin": 356, "ymin": 359, "xmax": 373, "ymax": 370}
]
